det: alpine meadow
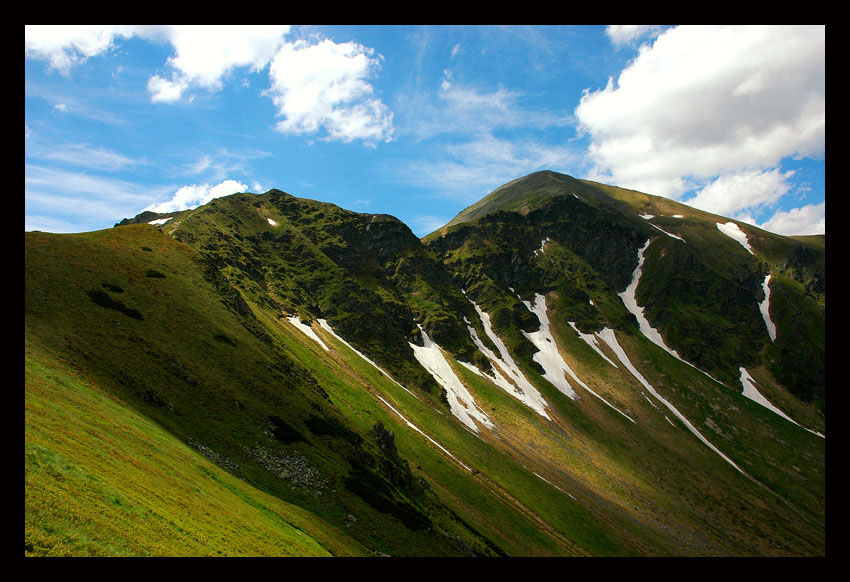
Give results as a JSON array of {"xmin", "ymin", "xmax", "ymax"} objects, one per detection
[{"xmin": 25, "ymin": 25, "xmax": 826, "ymax": 558}]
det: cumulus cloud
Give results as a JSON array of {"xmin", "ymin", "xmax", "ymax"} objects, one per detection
[
  {"xmin": 267, "ymin": 38, "xmax": 393, "ymax": 144},
  {"xmin": 145, "ymin": 179, "xmax": 249, "ymax": 213},
  {"xmin": 25, "ymin": 25, "xmax": 135, "ymax": 74},
  {"xmin": 26, "ymin": 26, "xmax": 393, "ymax": 145},
  {"xmin": 684, "ymin": 168, "xmax": 794, "ymax": 218},
  {"xmin": 147, "ymin": 25, "xmax": 291, "ymax": 102},
  {"xmin": 575, "ymin": 25, "xmax": 825, "ymax": 199},
  {"xmin": 760, "ymin": 202, "xmax": 825, "ymax": 236}
]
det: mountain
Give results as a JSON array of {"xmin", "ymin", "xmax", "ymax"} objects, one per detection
[{"xmin": 25, "ymin": 171, "xmax": 825, "ymax": 556}]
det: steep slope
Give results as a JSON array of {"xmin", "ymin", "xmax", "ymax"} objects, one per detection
[
  {"xmin": 428, "ymin": 170, "xmax": 825, "ymax": 413},
  {"xmin": 25, "ymin": 171, "xmax": 826, "ymax": 556},
  {"xmin": 24, "ymin": 226, "xmax": 509, "ymax": 556}
]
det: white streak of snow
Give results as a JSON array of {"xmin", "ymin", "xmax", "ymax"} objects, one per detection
[
  {"xmin": 375, "ymin": 394, "xmax": 471, "ymax": 472},
  {"xmin": 619, "ymin": 239, "xmax": 726, "ymax": 387},
  {"xmin": 672, "ymin": 215, "xmax": 683, "ymax": 218},
  {"xmin": 717, "ymin": 222, "xmax": 755, "ymax": 255},
  {"xmin": 639, "ymin": 214, "xmax": 655, "ymax": 220},
  {"xmin": 758, "ymin": 274, "xmax": 777, "ymax": 342},
  {"xmin": 596, "ymin": 328, "xmax": 746, "ymax": 475},
  {"xmin": 466, "ymin": 300, "xmax": 552, "ymax": 420},
  {"xmin": 286, "ymin": 316, "xmax": 329, "ymax": 351},
  {"xmin": 521, "ymin": 294, "xmax": 635, "ymax": 423},
  {"xmin": 619, "ymin": 240, "xmax": 682, "ymax": 359},
  {"xmin": 316, "ymin": 319, "xmax": 420, "ymax": 400},
  {"xmin": 568, "ymin": 321, "xmax": 618, "ymax": 369},
  {"xmin": 148, "ymin": 217, "xmax": 171, "ymax": 225},
  {"xmin": 532, "ymin": 471, "xmax": 565, "ymax": 492},
  {"xmin": 409, "ymin": 327, "xmax": 494, "ymax": 433},
  {"xmin": 739, "ymin": 367, "xmax": 799, "ymax": 426},
  {"xmin": 267, "ymin": 217, "xmax": 278, "ymax": 226},
  {"xmin": 649, "ymin": 222, "xmax": 685, "ymax": 242}
]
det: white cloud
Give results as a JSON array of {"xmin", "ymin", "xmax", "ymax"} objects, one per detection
[
  {"xmin": 147, "ymin": 74, "xmax": 189, "ymax": 103},
  {"xmin": 25, "ymin": 25, "xmax": 136, "ymax": 74},
  {"xmin": 26, "ymin": 25, "xmax": 291, "ymax": 103},
  {"xmin": 575, "ymin": 25, "xmax": 825, "ymax": 199},
  {"xmin": 684, "ymin": 168, "xmax": 794, "ymax": 218},
  {"xmin": 606, "ymin": 25, "xmax": 664, "ymax": 46},
  {"xmin": 145, "ymin": 179, "xmax": 249, "ymax": 213},
  {"xmin": 146, "ymin": 25, "xmax": 291, "ymax": 102},
  {"xmin": 267, "ymin": 38, "xmax": 393, "ymax": 144},
  {"xmin": 760, "ymin": 202, "xmax": 825, "ymax": 236}
]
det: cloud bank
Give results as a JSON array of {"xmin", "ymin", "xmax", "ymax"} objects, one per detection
[{"xmin": 576, "ymin": 25, "xmax": 825, "ymax": 234}]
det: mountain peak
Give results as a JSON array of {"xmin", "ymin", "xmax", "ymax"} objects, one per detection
[{"xmin": 438, "ymin": 170, "xmax": 586, "ymax": 233}]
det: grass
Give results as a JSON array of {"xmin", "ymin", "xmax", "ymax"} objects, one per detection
[
  {"xmin": 25, "ymin": 174, "xmax": 825, "ymax": 557},
  {"xmin": 25, "ymin": 340, "xmax": 364, "ymax": 557}
]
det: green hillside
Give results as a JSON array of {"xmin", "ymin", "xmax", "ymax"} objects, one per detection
[{"xmin": 25, "ymin": 170, "xmax": 826, "ymax": 556}]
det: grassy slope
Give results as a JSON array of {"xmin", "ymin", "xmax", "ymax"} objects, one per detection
[
  {"xmin": 25, "ymin": 339, "xmax": 364, "ymax": 557},
  {"xmin": 423, "ymin": 173, "xmax": 825, "ymax": 555},
  {"xmin": 24, "ymin": 226, "xmax": 479, "ymax": 557},
  {"xmin": 25, "ymin": 175, "xmax": 825, "ymax": 556}
]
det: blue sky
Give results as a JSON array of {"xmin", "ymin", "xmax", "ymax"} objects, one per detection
[{"xmin": 25, "ymin": 25, "xmax": 825, "ymax": 237}]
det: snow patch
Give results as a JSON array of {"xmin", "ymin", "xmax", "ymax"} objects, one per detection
[
  {"xmin": 520, "ymin": 294, "xmax": 579, "ymax": 401},
  {"xmin": 619, "ymin": 240, "xmax": 682, "ymax": 359},
  {"xmin": 533, "ymin": 237, "xmax": 551, "ymax": 257},
  {"xmin": 148, "ymin": 217, "xmax": 171, "ymax": 225},
  {"xmin": 639, "ymin": 214, "xmax": 655, "ymax": 220},
  {"xmin": 717, "ymin": 222, "xmax": 755, "ymax": 255},
  {"xmin": 619, "ymin": 239, "xmax": 726, "ymax": 387},
  {"xmin": 409, "ymin": 327, "xmax": 494, "ymax": 433},
  {"xmin": 758, "ymin": 274, "xmax": 777, "ymax": 342},
  {"xmin": 649, "ymin": 222, "xmax": 685, "ymax": 242},
  {"xmin": 596, "ymin": 328, "xmax": 746, "ymax": 475},
  {"xmin": 267, "ymin": 217, "xmax": 278, "ymax": 226},
  {"xmin": 316, "ymin": 319, "xmax": 420, "ymax": 400},
  {"xmin": 466, "ymin": 299, "xmax": 552, "ymax": 420},
  {"xmin": 286, "ymin": 316, "xmax": 329, "ymax": 351},
  {"xmin": 568, "ymin": 321, "xmax": 618, "ymax": 369},
  {"xmin": 739, "ymin": 367, "xmax": 798, "ymax": 426},
  {"xmin": 672, "ymin": 215, "xmax": 683, "ymax": 218},
  {"xmin": 521, "ymin": 294, "xmax": 635, "ymax": 422}
]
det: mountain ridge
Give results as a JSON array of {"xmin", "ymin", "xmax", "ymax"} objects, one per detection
[{"xmin": 26, "ymin": 170, "xmax": 825, "ymax": 556}]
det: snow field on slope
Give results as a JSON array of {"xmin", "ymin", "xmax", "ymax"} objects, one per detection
[
  {"xmin": 619, "ymin": 240, "xmax": 682, "ymax": 359},
  {"xmin": 148, "ymin": 217, "xmax": 171, "ymax": 225},
  {"xmin": 533, "ymin": 237, "xmax": 551, "ymax": 257},
  {"xmin": 409, "ymin": 326, "xmax": 495, "ymax": 433},
  {"xmin": 568, "ymin": 322, "xmax": 618, "ymax": 369},
  {"xmin": 316, "ymin": 319, "xmax": 420, "ymax": 400},
  {"xmin": 464, "ymin": 298, "xmax": 552, "ymax": 420},
  {"xmin": 522, "ymin": 294, "xmax": 635, "ymax": 423},
  {"xmin": 716, "ymin": 222, "xmax": 755, "ymax": 255},
  {"xmin": 738, "ymin": 367, "xmax": 798, "ymax": 425},
  {"xmin": 619, "ymin": 239, "xmax": 726, "ymax": 387},
  {"xmin": 738, "ymin": 368, "xmax": 822, "ymax": 437},
  {"xmin": 759, "ymin": 274, "xmax": 777, "ymax": 342},
  {"xmin": 286, "ymin": 316, "xmax": 329, "ymax": 351},
  {"xmin": 596, "ymin": 328, "xmax": 746, "ymax": 475}
]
